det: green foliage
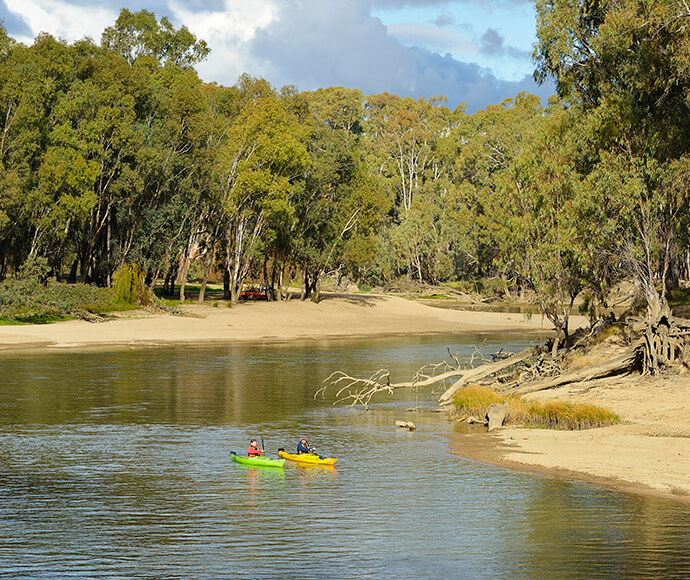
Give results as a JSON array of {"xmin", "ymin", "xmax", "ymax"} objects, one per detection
[
  {"xmin": 0, "ymin": 256, "xmax": 117, "ymax": 322},
  {"xmin": 534, "ymin": 0, "xmax": 690, "ymax": 311},
  {"xmin": 112, "ymin": 264, "xmax": 153, "ymax": 306},
  {"xmin": 1, "ymin": 3, "xmax": 689, "ymax": 316},
  {"xmin": 101, "ymin": 9, "xmax": 209, "ymax": 67},
  {"xmin": 452, "ymin": 385, "xmax": 620, "ymax": 430}
]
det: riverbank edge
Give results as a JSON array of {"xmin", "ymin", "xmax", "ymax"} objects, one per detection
[
  {"xmin": 5, "ymin": 294, "xmax": 688, "ymax": 506},
  {"xmin": 0, "ymin": 330, "xmax": 540, "ymax": 353},
  {"xmin": 444, "ymin": 430, "xmax": 690, "ymax": 506},
  {"xmin": 0, "ymin": 294, "xmax": 563, "ymax": 352}
]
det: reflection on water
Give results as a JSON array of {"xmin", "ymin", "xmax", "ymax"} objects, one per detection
[{"xmin": 0, "ymin": 336, "xmax": 688, "ymax": 579}]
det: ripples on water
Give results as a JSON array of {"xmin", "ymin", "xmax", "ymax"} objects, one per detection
[{"xmin": 0, "ymin": 336, "xmax": 689, "ymax": 579}]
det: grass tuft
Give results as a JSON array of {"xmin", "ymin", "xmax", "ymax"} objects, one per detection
[
  {"xmin": 452, "ymin": 385, "xmax": 505, "ymax": 417},
  {"xmin": 452, "ymin": 386, "xmax": 620, "ymax": 430}
]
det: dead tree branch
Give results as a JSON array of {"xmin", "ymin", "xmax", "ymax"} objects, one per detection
[{"xmin": 316, "ymin": 345, "xmax": 505, "ymax": 409}]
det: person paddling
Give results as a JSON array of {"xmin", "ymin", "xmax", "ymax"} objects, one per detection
[
  {"xmin": 296, "ymin": 438, "xmax": 316, "ymax": 455},
  {"xmin": 248, "ymin": 439, "xmax": 264, "ymax": 457}
]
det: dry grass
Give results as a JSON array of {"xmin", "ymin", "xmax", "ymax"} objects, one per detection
[
  {"xmin": 451, "ymin": 385, "xmax": 505, "ymax": 418},
  {"xmin": 564, "ymin": 325, "xmax": 625, "ymax": 370},
  {"xmin": 452, "ymin": 386, "xmax": 620, "ymax": 430}
]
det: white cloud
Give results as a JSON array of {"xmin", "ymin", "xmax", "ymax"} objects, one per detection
[
  {"xmin": 170, "ymin": 0, "xmax": 278, "ymax": 86},
  {"xmin": 4, "ymin": 0, "xmax": 116, "ymax": 43},
  {"xmin": 385, "ymin": 21, "xmax": 476, "ymax": 55},
  {"xmin": 0, "ymin": 0, "xmax": 553, "ymax": 111}
]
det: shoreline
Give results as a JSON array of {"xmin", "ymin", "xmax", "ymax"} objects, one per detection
[
  {"xmin": 0, "ymin": 294, "xmax": 561, "ymax": 352},
  {"xmin": 445, "ymin": 373, "xmax": 690, "ymax": 506},
  {"xmin": 2, "ymin": 293, "xmax": 688, "ymax": 506},
  {"xmin": 445, "ymin": 431, "xmax": 690, "ymax": 506}
]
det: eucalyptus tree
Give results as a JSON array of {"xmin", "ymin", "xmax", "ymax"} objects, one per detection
[
  {"xmin": 121, "ymin": 62, "xmax": 218, "ymax": 301},
  {"xmin": 422, "ymin": 93, "xmax": 543, "ymax": 289},
  {"xmin": 364, "ymin": 93, "xmax": 459, "ymax": 283},
  {"xmin": 215, "ymin": 95, "xmax": 308, "ymax": 302},
  {"xmin": 101, "ymin": 8, "xmax": 209, "ymax": 68},
  {"xmin": 0, "ymin": 33, "xmax": 98, "ymax": 279},
  {"xmin": 534, "ymin": 0, "xmax": 690, "ymax": 307},
  {"xmin": 497, "ymin": 109, "xmax": 591, "ymax": 353},
  {"xmin": 48, "ymin": 42, "xmax": 141, "ymax": 285},
  {"xmin": 365, "ymin": 93, "xmax": 453, "ymax": 215},
  {"xmin": 0, "ymin": 32, "xmax": 46, "ymax": 278},
  {"xmin": 287, "ymin": 87, "xmax": 384, "ymax": 300}
]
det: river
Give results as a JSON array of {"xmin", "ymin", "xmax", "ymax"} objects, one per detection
[{"xmin": 0, "ymin": 335, "xmax": 688, "ymax": 579}]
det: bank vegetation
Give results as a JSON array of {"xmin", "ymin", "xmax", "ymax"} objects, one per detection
[{"xmin": 1, "ymin": 3, "xmax": 690, "ymax": 389}]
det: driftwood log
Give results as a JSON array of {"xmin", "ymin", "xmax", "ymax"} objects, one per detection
[
  {"xmin": 438, "ymin": 349, "xmax": 533, "ymax": 405},
  {"xmin": 316, "ymin": 299, "xmax": 689, "ymax": 410},
  {"xmin": 510, "ymin": 348, "xmax": 641, "ymax": 395}
]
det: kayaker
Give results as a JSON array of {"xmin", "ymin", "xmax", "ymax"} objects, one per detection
[
  {"xmin": 296, "ymin": 438, "xmax": 315, "ymax": 455},
  {"xmin": 248, "ymin": 439, "xmax": 263, "ymax": 457}
]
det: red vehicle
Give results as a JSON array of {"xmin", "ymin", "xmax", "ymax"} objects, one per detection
[{"xmin": 239, "ymin": 284, "xmax": 270, "ymax": 300}]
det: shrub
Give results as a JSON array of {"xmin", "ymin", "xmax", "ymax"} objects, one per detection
[
  {"xmin": 0, "ymin": 269, "xmax": 118, "ymax": 323},
  {"xmin": 112, "ymin": 264, "xmax": 153, "ymax": 306},
  {"xmin": 452, "ymin": 386, "xmax": 620, "ymax": 430}
]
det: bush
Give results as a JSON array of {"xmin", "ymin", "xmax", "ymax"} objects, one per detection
[
  {"xmin": 452, "ymin": 386, "xmax": 620, "ymax": 430},
  {"xmin": 0, "ymin": 255, "xmax": 120, "ymax": 323},
  {"xmin": 112, "ymin": 264, "xmax": 153, "ymax": 306}
]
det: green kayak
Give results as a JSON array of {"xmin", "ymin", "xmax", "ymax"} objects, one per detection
[{"xmin": 231, "ymin": 451, "xmax": 285, "ymax": 468}]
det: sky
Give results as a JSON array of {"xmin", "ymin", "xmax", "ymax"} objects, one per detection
[{"xmin": 0, "ymin": 0, "xmax": 554, "ymax": 113}]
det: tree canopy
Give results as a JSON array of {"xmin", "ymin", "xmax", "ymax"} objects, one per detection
[{"xmin": 0, "ymin": 3, "xmax": 688, "ymax": 347}]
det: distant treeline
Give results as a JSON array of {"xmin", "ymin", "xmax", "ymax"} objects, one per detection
[{"xmin": 1, "ymin": 4, "xmax": 688, "ymax": 342}]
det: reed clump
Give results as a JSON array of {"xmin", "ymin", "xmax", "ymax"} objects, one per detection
[
  {"xmin": 451, "ymin": 384, "xmax": 505, "ymax": 418},
  {"xmin": 453, "ymin": 386, "xmax": 620, "ymax": 430}
]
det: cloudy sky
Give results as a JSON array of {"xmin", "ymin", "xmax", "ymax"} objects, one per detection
[{"xmin": 0, "ymin": 0, "xmax": 553, "ymax": 112}]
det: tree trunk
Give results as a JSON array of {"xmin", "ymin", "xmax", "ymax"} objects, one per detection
[
  {"xmin": 197, "ymin": 250, "xmax": 215, "ymax": 303},
  {"xmin": 438, "ymin": 349, "xmax": 533, "ymax": 405},
  {"xmin": 223, "ymin": 268, "xmax": 230, "ymax": 300}
]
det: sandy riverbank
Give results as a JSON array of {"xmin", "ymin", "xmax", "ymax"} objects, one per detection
[
  {"xmin": 447, "ymin": 373, "xmax": 690, "ymax": 504},
  {"xmin": 0, "ymin": 294, "xmax": 560, "ymax": 351},
  {"xmin": 1, "ymin": 293, "xmax": 687, "ymax": 505}
]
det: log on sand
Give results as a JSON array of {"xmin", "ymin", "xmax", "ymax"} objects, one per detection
[
  {"xmin": 438, "ymin": 349, "xmax": 532, "ymax": 405},
  {"xmin": 510, "ymin": 349, "xmax": 640, "ymax": 395}
]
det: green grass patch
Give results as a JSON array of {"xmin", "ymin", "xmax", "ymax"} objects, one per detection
[
  {"xmin": 451, "ymin": 385, "xmax": 505, "ymax": 417},
  {"xmin": 452, "ymin": 385, "xmax": 620, "ymax": 430}
]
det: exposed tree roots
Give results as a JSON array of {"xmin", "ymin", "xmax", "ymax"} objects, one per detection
[{"xmin": 316, "ymin": 305, "xmax": 690, "ymax": 410}]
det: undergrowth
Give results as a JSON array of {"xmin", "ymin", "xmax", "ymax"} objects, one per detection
[
  {"xmin": 452, "ymin": 385, "xmax": 620, "ymax": 430},
  {"xmin": 0, "ymin": 257, "xmax": 137, "ymax": 323}
]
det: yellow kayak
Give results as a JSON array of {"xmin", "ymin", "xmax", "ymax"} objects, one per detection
[{"xmin": 278, "ymin": 450, "xmax": 338, "ymax": 466}]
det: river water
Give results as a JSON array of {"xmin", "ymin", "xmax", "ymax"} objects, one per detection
[{"xmin": 0, "ymin": 335, "xmax": 688, "ymax": 579}]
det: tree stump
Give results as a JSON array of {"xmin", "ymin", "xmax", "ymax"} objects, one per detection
[{"xmin": 486, "ymin": 403, "xmax": 508, "ymax": 431}]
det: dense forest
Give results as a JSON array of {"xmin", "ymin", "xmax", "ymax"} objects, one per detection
[{"xmin": 1, "ymin": 2, "xmax": 689, "ymax": 348}]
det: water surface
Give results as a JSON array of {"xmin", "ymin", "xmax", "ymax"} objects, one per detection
[{"xmin": 0, "ymin": 335, "xmax": 688, "ymax": 579}]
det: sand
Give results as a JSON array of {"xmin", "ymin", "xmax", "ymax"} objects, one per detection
[
  {"xmin": 1, "ymin": 293, "xmax": 687, "ymax": 504},
  {"xmin": 447, "ymin": 373, "xmax": 690, "ymax": 504},
  {"xmin": 0, "ymin": 294, "xmax": 558, "ymax": 350}
]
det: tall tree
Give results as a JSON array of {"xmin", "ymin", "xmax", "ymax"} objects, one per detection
[
  {"xmin": 365, "ymin": 94, "xmax": 453, "ymax": 214},
  {"xmin": 534, "ymin": 0, "xmax": 690, "ymax": 369},
  {"xmin": 101, "ymin": 9, "xmax": 209, "ymax": 68},
  {"xmin": 215, "ymin": 96, "xmax": 308, "ymax": 302}
]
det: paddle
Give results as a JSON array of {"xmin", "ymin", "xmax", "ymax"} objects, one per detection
[
  {"xmin": 307, "ymin": 442, "xmax": 324, "ymax": 460},
  {"xmin": 261, "ymin": 435, "xmax": 266, "ymax": 455}
]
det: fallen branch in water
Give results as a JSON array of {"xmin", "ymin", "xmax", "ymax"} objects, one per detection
[{"xmin": 316, "ymin": 345, "xmax": 523, "ymax": 409}]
